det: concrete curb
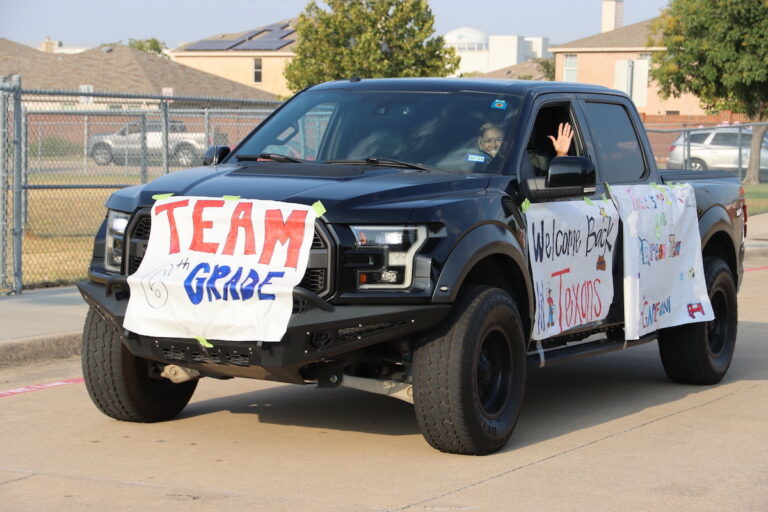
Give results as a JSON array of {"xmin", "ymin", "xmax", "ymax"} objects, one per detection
[{"xmin": 0, "ymin": 332, "xmax": 81, "ymax": 368}]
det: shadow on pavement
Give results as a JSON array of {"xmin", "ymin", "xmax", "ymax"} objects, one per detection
[{"xmin": 179, "ymin": 320, "xmax": 767, "ymax": 445}]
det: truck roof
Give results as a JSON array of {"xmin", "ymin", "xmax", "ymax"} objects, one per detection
[{"xmin": 308, "ymin": 77, "xmax": 624, "ymax": 98}]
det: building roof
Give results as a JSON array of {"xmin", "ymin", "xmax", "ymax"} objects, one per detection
[
  {"xmin": 0, "ymin": 38, "xmax": 278, "ymax": 101},
  {"xmin": 175, "ymin": 19, "xmax": 297, "ymax": 53},
  {"xmin": 482, "ymin": 59, "xmax": 548, "ymax": 81},
  {"xmin": 550, "ymin": 18, "xmax": 661, "ymax": 52}
]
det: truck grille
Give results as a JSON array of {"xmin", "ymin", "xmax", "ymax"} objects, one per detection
[{"xmin": 125, "ymin": 211, "xmax": 332, "ymax": 299}]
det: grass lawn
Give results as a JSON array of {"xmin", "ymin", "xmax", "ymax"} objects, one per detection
[{"xmin": 744, "ymin": 184, "xmax": 768, "ymax": 216}]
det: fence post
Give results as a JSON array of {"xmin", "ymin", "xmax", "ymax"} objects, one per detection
[
  {"xmin": 204, "ymin": 108, "xmax": 210, "ymax": 148},
  {"xmin": 11, "ymin": 75, "xmax": 23, "ymax": 294},
  {"xmin": 161, "ymin": 101, "xmax": 169, "ymax": 175},
  {"xmin": 83, "ymin": 113, "xmax": 89, "ymax": 173},
  {"xmin": 21, "ymin": 107, "xmax": 28, "ymax": 227},
  {"xmin": 737, "ymin": 125, "xmax": 743, "ymax": 182},
  {"xmin": 140, "ymin": 113, "xmax": 148, "ymax": 184},
  {"xmin": 0, "ymin": 77, "xmax": 7, "ymax": 289},
  {"xmin": 683, "ymin": 127, "xmax": 690, "ymax": 170}
]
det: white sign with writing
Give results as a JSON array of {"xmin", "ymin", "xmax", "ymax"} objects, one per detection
[
  {"xmin": 123, "ymin": 196, "xmax": 316, "ymax": 342},
  {"xmin": 611, "ymin": 183, "xmax": 713, "ymax": 339},
  {"xmin": 525, "ymin": 199, "xmax": 620, "ymax": 340}
]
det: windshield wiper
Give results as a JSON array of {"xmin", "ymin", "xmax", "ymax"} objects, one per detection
[
  {"xmin": 235, "ymin": 153, "xmax": 305, "ymax": 163},
  {"xmin": 326, "ymin": 157, "xmax": 434, "ymax": 172}
]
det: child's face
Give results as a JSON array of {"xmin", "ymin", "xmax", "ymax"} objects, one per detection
[{"xmin": 479, "ymin": 128, "xmax": 503, "ymax": 157}]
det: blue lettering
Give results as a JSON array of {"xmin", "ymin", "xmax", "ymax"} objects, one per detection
[
  {"xmin": 258, "ymin": 271, "xmax": 284, "ymax": 300},
  {"xmin": 184, "ymin": 263, "xmax": 210, "ymax": 305}
]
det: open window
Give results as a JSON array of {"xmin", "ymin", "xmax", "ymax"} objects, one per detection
[{"xmin": 525, "ymin": 103, "xmax": 581, "ymax": 177}]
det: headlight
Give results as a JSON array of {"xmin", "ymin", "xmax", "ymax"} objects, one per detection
[
  {"xmin": 349, "ymin": 225, "xmax": 428, "ymax": 289},
  {"xmin": 105, "ymin": 210, "xmax": 130, "ymax": 273}
]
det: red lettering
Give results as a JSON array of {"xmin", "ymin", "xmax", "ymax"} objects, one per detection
[
  {"xmin": 222, "ymin": 202, "xmax": 255, "ymax": 256},
  {"xmin": 259, "ymin": 209, "xmax": 308, "ymax": 269},
  {"xmin": 189, "ymin": 199, "xmax": 224, "ymax": 254},
  {"xmin": 593, "ymin": 278, "xmax": 603, "ymax": 318},
  {"xmin": 552, "ymin": 268, "xmax": 571, "ymax": 332},
  {"xmin": 154, "ymin": 199, "xmax": 189, "ymax": 254}
]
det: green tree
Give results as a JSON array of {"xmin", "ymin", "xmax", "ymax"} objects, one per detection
[
  {"xmin": 534, "ymin": 57, "xmax": 555, "ymax": 81},
  {"xmin": 127, "ymin": 38, "xmax": 167, "ymax": 56},
  {"xmin": 650, "ymin": 0, "xmax": 768, "ymax": 183},
  {"xmin": 284, "ymin": 0, "xmax": 459, "ymax": 92}
]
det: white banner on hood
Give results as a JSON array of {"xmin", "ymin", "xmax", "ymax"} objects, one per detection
[
  {"xmin": 611, "ymin": 183, "xmax": 713, "ymax": 339},
  {"xmin": 525, "ymin": 198, "xmax": 620, "ymax": 340},
  {"xmin": 123, "ymin": 196, "xmax": 316, "ymax": 342}
]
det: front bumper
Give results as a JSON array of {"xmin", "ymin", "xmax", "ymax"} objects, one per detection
[{"xmin": 78, "ymin": 280, "xmax": 450, "ymax": 384}]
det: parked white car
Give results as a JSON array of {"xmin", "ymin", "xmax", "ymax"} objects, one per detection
[{"xmin": 667, "ymin": 127, "xmax": 768, "ymax": 171}]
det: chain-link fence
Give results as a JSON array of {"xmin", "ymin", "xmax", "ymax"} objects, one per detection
[
  {"xmin": 646, "ymin": 121, "xmax": 768, "ymax": 183},
  {"xmin": 0, "ymin": 76, "xmax": 280, "ymax": 293}
]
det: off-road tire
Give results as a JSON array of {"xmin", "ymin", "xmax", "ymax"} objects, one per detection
[
  {"xmin": 81, "ymin": 307, "xmax": 197, "ymax": 422},
  {"xmin": 658, "ymin": 257, "xmax": 738, "ymax": 384},
  {"xmin": 413, "ymin": 286, "xmax": 526, "ymax": 455},
  {"xmin": 92, "ymin": 144, "xmax": 112, "ymax": 166}
]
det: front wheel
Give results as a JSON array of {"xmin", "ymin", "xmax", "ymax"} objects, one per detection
[
  {"xmin": 657, "ymin": 257, "xmax": 738, "ymax": 384},
  {"xmin": 92, "ymin": 145, "xmax": 112, "ymax": 166},
  {"xmin": 174, "ymin": 144, "xmax": 199, "ymax": 167},
  {"xmin": 413, "ymin": 286, "xmax": 526, "ymax": 455},
  {"xmin": 81, "ymin": 307, "xmax": 197, "ymax": 422}
]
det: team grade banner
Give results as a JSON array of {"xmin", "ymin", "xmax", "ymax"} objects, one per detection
[
  {"xmin": 612, "ymin": 183, "xmax": 713, "ymax": 339},
  {"xmin": 123, "ymin": 196, "xmax": 316, "ymax": 342},
  {"xmin": 525, "ymin": 199, "xmax": 620, "ymax": 340}
]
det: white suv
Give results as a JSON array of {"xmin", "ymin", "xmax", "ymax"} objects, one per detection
[{"xmin": 667, "ymin": 127, "xmax": 768, "ymax": 171}]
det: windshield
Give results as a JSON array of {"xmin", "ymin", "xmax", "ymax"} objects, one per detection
[{"xmin": 232, "ymin": 88, "xmax": 523, "ymax": 174}]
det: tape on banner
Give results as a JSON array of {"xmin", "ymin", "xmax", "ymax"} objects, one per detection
[
  {"xmin": 537, "ymin": 341, "xmax": 546, "ymax": 368},
  {"xmin": 222, "ymin": 195, "xmax": 241, "ymax": 201},
  {"xmin": 583, "ymin": 197, "xmax": 596, "ymax": 207},
  {"xmin": 601, "ymin": 193, "xmax": 608, "ymax": 202},
  {"xmin": 152, "ymin": 193, "xmax": 174, "ymax": 200},
  {"xmin": 605, "ymin": 183, "xmax": 613, "ymax": 196},
  {"xmin": 312, "ymin": 200, "xmax": 326, "ymax": 217},
  {"xmin": 521, "ymin": 198, "xmax": 531, "ymax": 213},
  {"xmin": 195, "ymin": 336, "xmax": 213, "ymax": 348}
]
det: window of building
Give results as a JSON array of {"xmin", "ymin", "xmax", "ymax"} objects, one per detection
[
  {"xmin": 253, "ymin": 58, "xmax": 263, "ymax": 83},
  {"xmin": 563, "ymin": 54, "xmax": 578, "ymax": 81},
  {"xmin": 584, "ymin": 101, "xmax": 645, "ymax": 182}
]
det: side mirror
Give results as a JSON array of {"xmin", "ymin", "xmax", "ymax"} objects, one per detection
[
  {"xmin": 203, "ymin": 145, "xmax": 231, "ymax": 166},
  {"xmin": 546, "ymin": 156, "xmax": 595, "ymax": 188}
]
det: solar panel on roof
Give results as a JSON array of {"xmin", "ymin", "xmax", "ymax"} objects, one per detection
[
  {"xmin": 186, "ymin": 39, "xmax": 241, "ymax": 51},
  {"xmin": 235, "ymin": 38, "xmax": 293, "ymax": 51}
]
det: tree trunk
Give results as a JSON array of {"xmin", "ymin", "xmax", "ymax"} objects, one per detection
[{"xmin": 743, "ymin": 123, "xmax": 768, "ymax": 185}]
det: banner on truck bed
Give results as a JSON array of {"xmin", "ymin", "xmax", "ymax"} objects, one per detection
[
  {"xmin": 123, "ymin": 196, "xmax": 316, "ymax": 342},
  {"xmin": 525, "ymin": 199, "xmax": 620, "ymax": 340},
  {"xmin": 611, "ymin": 183, "xmax": 713, "ymax": 339}
]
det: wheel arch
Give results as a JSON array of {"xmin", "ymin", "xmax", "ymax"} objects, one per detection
[
  {"xmin": 433, "ymin": 223, "xmax": 532, "ymax": 336},
  {"xmin": 699, "ymin": 205, "xmax": 739, "ymax": 287}
]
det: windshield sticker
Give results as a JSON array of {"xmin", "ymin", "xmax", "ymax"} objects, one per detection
[
  {"xmin": 467, "ymin": 153, "xmax": 487, "ymax": 163},
  {"xmin": 123, "ymin": 196, "xmax": 317, "ymax": 342},
  {"xmin": 491, "ymin": 99, "xmax": 508, "ymax": 110}
]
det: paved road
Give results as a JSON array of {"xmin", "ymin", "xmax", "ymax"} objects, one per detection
[{"xmin": 1, "ymin": 269, "xmax": 767, "ymax": 511}]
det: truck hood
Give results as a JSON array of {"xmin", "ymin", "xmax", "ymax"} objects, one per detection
[{"xmin": 106, "ymin": 162, "xmax": 491, "ymax": 224}]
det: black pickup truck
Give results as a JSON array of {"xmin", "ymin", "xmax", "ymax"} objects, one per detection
[{"xmin": 78, "ymin": 79, "xmax": 745, "ymax": 455}]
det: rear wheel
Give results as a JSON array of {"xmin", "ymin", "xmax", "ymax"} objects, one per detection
[
  {"xmin": 81, "ymin": 307, "xmax": 197, "ymax": 422},
  {"xmin": 689, "ymin": 158, "xmax": 707, "ymax": 171},
  {"xmin": 92, "ymin": 145, "xmax": 112, "ymax": 166},
  {"xmin": 413, "ymin": 286, "xmax": 526, "ymax": 455},
  {"xmin": 658, "ymin": 257, "xmax": 738, "ymax": 384},
  {"xmin": 174, "ymin": 144, "xmax": 198, "ymax": 167}
]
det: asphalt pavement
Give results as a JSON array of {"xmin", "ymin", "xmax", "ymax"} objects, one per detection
[{"xmin": 0, "ymin": 212, "xmax": 767, "ymax": 367}]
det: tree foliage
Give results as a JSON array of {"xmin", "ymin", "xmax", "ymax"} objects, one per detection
[
  {"xmin": 284, "ymin": 0, "xmax": 459, "ymax": 92},
  {"xmin": 128, "ymin": 38, "xmax": 167, "ymax": 56},
  {"xmin": 534, "ymin": 58, "xmax": 555, "ymax": 81},
  {"xmin": 650, "ymin": 0, "xmax": 768, "ymax": 183}
]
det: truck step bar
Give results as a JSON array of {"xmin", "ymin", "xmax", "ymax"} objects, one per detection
[{"xmin": 527, "ymin": 332, "xmax": 658, "ymax": 369}]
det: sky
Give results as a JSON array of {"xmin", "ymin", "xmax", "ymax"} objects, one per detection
[{"xmin": 0, "ymin": 0, "xmax": 670, "ymax": 50}]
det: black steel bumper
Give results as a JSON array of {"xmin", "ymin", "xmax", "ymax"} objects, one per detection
[{"xmin": 77, "ymin": 280, "xmax": 450, "ymax": 384}]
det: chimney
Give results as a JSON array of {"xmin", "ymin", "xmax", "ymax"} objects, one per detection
[
  {"xmin": 601, "ymin": 0, "xmax": 624, "ymax": 33},
  {"xmin": 39, "ymin": 37, "xmax": 60, "ymax": 53}
]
